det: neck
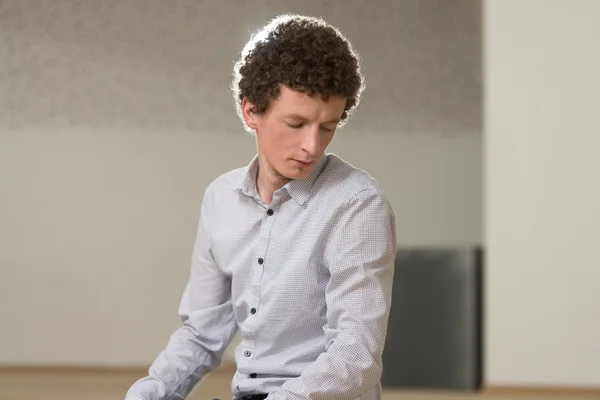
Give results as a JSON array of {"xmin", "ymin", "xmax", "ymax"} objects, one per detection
[{"xmin": 256, "ymin": 164, "xmax": 290, "ymax": 204}]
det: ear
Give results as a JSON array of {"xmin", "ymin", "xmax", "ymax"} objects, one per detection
[{"xmin": 241, "ymin": 97, "xmax": 259, "ymax": 130}]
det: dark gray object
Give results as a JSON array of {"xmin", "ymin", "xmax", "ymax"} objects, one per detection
[{"xmin": 381, "ymin": 247, "xmax": 483, "ymax": 390}]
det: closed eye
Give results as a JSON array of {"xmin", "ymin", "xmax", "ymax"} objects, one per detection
[{"xmin": 285, "ymin": 122, "xmax": 335, "ymax": 132}]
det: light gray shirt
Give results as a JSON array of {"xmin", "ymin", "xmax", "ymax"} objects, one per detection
[{"xmin": 126, "ymin": 153, "xmax": 397, "ymax": 400}]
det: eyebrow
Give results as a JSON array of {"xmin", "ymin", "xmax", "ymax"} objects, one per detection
[{"xmin": 284, "ymin": 114, "xmax": 340, "ymax": 124}]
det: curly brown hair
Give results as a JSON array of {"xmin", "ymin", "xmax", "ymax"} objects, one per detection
[{"xmin": 232, "ymin": 14, "xmax": 365, "ymax": 132}]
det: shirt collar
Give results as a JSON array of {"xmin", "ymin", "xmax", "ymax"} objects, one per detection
[
  {"xmin": 232, "ymin": 155, "xmax": 259, "ymax": 197},
  {"xmin": 283, "ymin": 154, "xmax": 329, "ymax": 205},
  {"xmin": 232, "ymin": 154, "xmax": 330, "ymax": 205}
]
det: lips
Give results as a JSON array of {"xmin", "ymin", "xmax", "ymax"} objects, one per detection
[{"xmin": 293, "ymin": 159, "xmax": 313, "ymax": 166}]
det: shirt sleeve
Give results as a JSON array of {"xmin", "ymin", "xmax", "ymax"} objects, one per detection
[
  {"xmin": 266, "ymin": 188, "xmax": 397, "ymax": 400},
  {"xmin": 125, "ymin": 187, "xmax": 238, "ymax": 400}
]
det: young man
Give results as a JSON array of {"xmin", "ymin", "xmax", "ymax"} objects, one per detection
[{"xmin": 126, "ymin": 14, "xmax": 396, "ymax": 400}]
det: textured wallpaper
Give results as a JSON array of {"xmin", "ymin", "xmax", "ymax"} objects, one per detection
[{"xmin": 0, "ymin": 0, "xmax": 481, "ymax": 135}]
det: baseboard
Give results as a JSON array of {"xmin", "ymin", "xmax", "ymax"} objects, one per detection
[{"xmin": 485, "ymin": 385, "xmax": 600, "ymax": 396}]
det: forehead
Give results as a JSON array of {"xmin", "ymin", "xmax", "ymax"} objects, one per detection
[{"xmin": 269, "ymin": 85, "xmax": 346, "ymax": 120}]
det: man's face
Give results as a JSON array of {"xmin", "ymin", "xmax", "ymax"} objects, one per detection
[{"xmin": 242, "ymin": 85, "xmax": 346, "ymax": 181}]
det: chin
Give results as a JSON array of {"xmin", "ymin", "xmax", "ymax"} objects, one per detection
[
  {"xmin": 274, "ymin": 159, "xmax": 317, "ymax": 180},
  {"xmin": 285, "ymin": 168, "xmax": 314, "ymax": 180}
]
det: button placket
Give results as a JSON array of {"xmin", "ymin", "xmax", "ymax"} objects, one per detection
[{"xmin": 245, "ymin": 199, "xmax": 281, "ymax": 367}]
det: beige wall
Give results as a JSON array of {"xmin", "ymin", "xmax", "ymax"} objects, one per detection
[
  {"xmin": 484, "ymin": 0, "xmax": 600, "ymax": 387},
  {"xmin": 0, "ymin": 1, "xmax": 482, "ymax": 365}
]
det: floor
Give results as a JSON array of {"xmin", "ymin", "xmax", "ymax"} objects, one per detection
[{"xmin": 0, "ymin": 368, "xmax": 598, "ymax": 400}]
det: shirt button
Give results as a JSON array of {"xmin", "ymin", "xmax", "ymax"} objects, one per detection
[
  {"xmin": 266, "ymin": 209, "xmax": 274, "ymax": 216},
  {"xmin": 244, "ymin": 350, "xmax": 251, "ymax": 357},
  {"xmin": 250, "ymin": 307, "xmax": 256, "ymax": 315},
  {"xmin": 249, "ymin": 373, "xmax": 257, "ymax": 379},
  {"xmin": 258, "ymin": 258, "xmax": 264, "ymax": 265}
]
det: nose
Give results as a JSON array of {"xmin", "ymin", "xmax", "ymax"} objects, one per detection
[{"xmin": 301, "ymin": 125, "xmax": 320, "ymax": 156}]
